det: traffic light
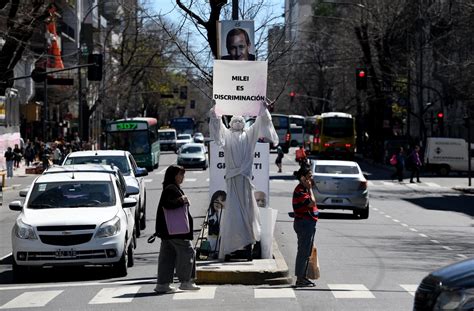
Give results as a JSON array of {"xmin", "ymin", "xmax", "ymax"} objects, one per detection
[
  {"xmin": 88, "ymin": 53, "xmax": 103, "ymax": 81},
  {"xmin": 290, "ymin": 91, "xmax": 296, "ymax": 103},
  {"xmin": 355, "ymin": 68, "xmax": 367, "ymax": 90},
  {"xmin": 437, "ymin": 111, "xmax": 444, "ymax": 135}
]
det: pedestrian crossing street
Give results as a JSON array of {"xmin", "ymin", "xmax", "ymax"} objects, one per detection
[{"xmin": 0, "ymin": 283, "xmax": 418, "ymax": 308}]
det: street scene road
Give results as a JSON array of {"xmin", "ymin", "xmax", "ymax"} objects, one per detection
[{"xmin": 0, "ymin": 150, "xmax": 472, "ymax": 310}]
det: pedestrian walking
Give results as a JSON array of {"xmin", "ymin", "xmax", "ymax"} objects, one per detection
[
  {"xmin": 275, "ymin": 145, "xmax": 284, "ymax": 173},
  {"xmin": 292, "ymin": 166, "xmax": 318, "ymax": 287},
  {"xmin": 23, "ymin": 143, "xmax": 35, "ymax": 167},
  {"xmin": 390, "ymin": 147, "xmax": 405, "ymax": 182},
  {"xmin": 409, "ymin": 145, "xmax": 422, "ymax": 183},
  {"xmin": 13, "ymin": 144, "xmax": 22, "ymax": 169},
  {"xmin": 4, "ymin": 147, "xmax": 14, "ymax": 178},
  {"xmin": 154, "ymin": 164, "xmax": 200, "ymax": 294}
]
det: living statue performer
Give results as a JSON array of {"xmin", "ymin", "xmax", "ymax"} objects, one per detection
[{"xmin": 209, "ymin": 101, "xmax": 278, "ymax": 260}]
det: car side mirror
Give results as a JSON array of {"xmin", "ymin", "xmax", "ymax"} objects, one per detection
[
  {"xmin": 9, "ymin": 200, "xmax": 23, "ymax": 211},
  {"xmin": 19, "ymin": 188, "xmax": 29, "ymax": 197},
  {"xmin": 123, "ymin": 197, "xmax": 137, "ymax": 209},
  {"xmin": 126, "ymin": 186, "xmax": 139, "ymax": 196},
  {"xmin": 135, "ymin": 167, "xmax": 148, "ymax": 177}
]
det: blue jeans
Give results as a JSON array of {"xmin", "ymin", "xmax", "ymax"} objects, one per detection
[
  {"xmin": 6, "ymin": 160, "xmax": 13, "ymax": 178},
  {"xmin": 293, "ymin": 218, "xmax": 317, "ymax": 278}
]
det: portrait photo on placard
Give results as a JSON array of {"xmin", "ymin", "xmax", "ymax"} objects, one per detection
[{"xmin": 218, "ymin": 20, "xmax": 255, "ymax": 61}]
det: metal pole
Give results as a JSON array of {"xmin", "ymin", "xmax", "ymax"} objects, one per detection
[
  {"xmin": 467, "ymin": 115, "xmax": 471, "ymax": 187},
  {"xmin": 78, "ymin": 50, "xmax": 83, "ymax": 141},
  {"xmin": 232, "ymin": 0, "xmax": 239, "ymax": 20},
  {"xmin": 43, "ymin": 75, "xmax": 48, "ymax": 141}
]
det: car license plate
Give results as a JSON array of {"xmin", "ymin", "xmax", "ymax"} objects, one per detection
[
  {"xmin": 331, "ymin": 198, "xmax": 343, "ymax": 204},
  {"xmin": 55, "ymin": 249, "xmax": 77, "ymax": 258}
]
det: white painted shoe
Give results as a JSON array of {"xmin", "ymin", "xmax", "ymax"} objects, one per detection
[{"xmin": 179, "ymin": 282, "xmax": 201, "ymax": 290}]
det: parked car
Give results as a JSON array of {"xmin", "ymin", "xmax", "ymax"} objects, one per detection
[
  {"xmin": 176, "ymin": 133, "xmax": 193, "ymax": 150},
  {"xmin": 311, "ymin": 160, "xmax": 369, "ymax": 219},
  {"xmin": 193, "ymin": 132, "xmax": 205, "ymax": 143},
  {"xmin": 177, "ymin": 143, "xmax": 208, "ymax": 170},
  {"xmin": 62, "ymin": 150, "xmax": 148, "ymax": 237},
  {"xmin": 158, "ymin": 128, "xmax": 177, "ymax": 152},
  {"xmin": 414, "ymin": 257, "xmax": 474, "ymax": 310},
  {"xmin": 9, "ymin": 167, "xmax": 137, "ymax": 279}
]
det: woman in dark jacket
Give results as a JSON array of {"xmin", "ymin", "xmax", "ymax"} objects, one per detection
[{"xmin": 154, "ymin": 164, "xmax": 200, "ymax": 294}]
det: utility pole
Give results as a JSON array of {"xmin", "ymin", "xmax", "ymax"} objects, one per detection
[{"xmin": 232, "ymin": 0, "xmax": 238, "ymax": 20}]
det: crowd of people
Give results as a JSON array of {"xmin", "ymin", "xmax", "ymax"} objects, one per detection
[
  {"xmin": 390, "ymin": 145, "xmax": 423, "ymax": 183},
  {"xmin": 3, "ymin": 135, "xmax": 94, "ymax": 178}
]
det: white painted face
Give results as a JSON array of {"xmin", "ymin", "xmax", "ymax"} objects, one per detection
[{"xmin": 230, "ymin": 116, "xmax": 245, "ymax": 131}]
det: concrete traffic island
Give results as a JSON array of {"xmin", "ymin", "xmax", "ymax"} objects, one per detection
[{"xmin": 196, "ymin": 240, "xmax": 291, "ymax": 285}]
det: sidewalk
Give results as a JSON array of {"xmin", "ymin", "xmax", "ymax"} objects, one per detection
[
  {"xmin": 1, "ymin": 163, "xmax": 36, "ymax": 191},
  {"xmin": 196, "ymin": 240, "xmax": 291, "ymax": 285}
]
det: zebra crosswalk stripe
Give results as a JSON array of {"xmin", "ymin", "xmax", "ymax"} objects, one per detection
[
  {"xmin": 400, "ymin": 284, "xmax": 418, "ymax": 296},
  {"xmin": 254, "ymin": 288, "xmax": 296, "ymax": 299},
  {"xmin": 328, "ymin": 284, "xmax": 375, "ymax": 299},
  {"xmin": 0, "ymin": 290, "xmax": 63, "ymax": 309},
  {"xmin": 172, "ymin": 286, "xmax": 216, "ymax": 300},
  {"xmin": 89, "ymin": 286, "xmax": 141, "ymax": 304}
]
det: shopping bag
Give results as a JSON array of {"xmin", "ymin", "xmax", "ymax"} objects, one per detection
[
  {"xmin": 306, "ymin": 246, "xmax": 320, "ymax": 280},
  {"xmin": 389, "ymin": 154, "xmax": 398, "ymax": 166},
  {"xmin": 163, "ymin": 204, "xmax": 190, "ymax": 235}
]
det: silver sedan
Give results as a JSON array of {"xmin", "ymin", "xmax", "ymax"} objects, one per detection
[{"xmin": 311, "ymin": 160, "xmax": 369, "ymax": 219}]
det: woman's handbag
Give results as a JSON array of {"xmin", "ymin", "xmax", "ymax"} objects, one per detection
[
  {"xmin": 306, "ymin": 245, "xmax": 320, "ymax": 280},
  {"xmin": 390, "ymin": 154, "xmax": 398, "ymax": 166},
  {"xmin": 163, "ymin": 204, "xmax": 190, "ymax": 235}
]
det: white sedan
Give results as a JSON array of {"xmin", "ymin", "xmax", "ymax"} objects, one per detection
[
  {"xmin": 176, "ymin": 134, "xmax": 193, "ymax": 151},
  {"xmin": 9, "ymin": 169, "xmax": 136, "ymax": 280}
]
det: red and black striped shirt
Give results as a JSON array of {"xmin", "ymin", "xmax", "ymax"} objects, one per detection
[{"xmin": 292, "ymin": 183, "xmax": 318, "ymax": 221}]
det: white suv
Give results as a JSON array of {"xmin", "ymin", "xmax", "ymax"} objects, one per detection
[
  {"xmin": 9, "ymin": 168, "xmax": 136, "ymax": 279},
  {"xmin": 62, "ymin": 150, "xmax": 148, "ymax": 237}
]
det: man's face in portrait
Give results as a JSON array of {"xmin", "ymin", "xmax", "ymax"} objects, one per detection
[{"xmin": 227, "ymin": 33, "xmax": 250, "ymax": 60}]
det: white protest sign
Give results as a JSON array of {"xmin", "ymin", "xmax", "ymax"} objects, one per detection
[
  {"xmin": 213, "ymin": 60, "xmax": 267, "ymax": 117},
  {"xmin": 209, "ymin": 141, "xmax": 269, "ymax": 205}
]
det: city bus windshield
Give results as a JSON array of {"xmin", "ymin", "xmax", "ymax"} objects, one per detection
[
  {"xmin": 322, "ymin": 117, "xmax": 354, "ymax": 138},
  {"xmin": 107, "ymin": 131, "xmax": 150, "ymax": 154}
]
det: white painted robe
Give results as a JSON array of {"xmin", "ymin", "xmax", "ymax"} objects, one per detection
[{"xmin": 209, "ymin": 108, "xmax": 278, "ymax": 259}]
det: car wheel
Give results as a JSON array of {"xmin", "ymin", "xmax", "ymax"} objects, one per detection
[
  {"xmin": 112, "ymin": 243, "xmax": 128, "ymax": 277},
  {"xmin": 140, "ymin": 194, "xmax": 147, "ymax": 230},
  {"xmin": 127, "ymin": 237, "xmax": 135, "ymax": 267},
  {"xmin": 438, "ymin": 165, "xmax": 450, "ymax": 177},
  {"xmin": 135, "ymin": 212, "xmax": 141, "ymax": 238},
  {"xmin": 12, "ymin": 258, "xmax": 29, "ymax": 281},
  {"xmin": 359, "ymin": 205, "xmax": 369, "ymax": 219}
]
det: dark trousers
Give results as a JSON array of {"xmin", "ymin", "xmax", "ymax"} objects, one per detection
[
  {"xmin": 293, "ymin": 218, "xmax": 317, "ymax": 278},
  {"xmin": 410, "ymin": 166, "xmax": 420, "ymax": 182},
  {"xmin": 391, "ymin": 166, "xmax": 404, "ymax": 181}
]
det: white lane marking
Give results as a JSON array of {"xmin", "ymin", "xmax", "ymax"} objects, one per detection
[
  {"xmin": 379, "ymin": 211, "xmax": 385, "ymax": 215},
  {"xmin": 425, "ymin": 182, "xmax": 441, "ymax": 188},
  {"xmin": 192, "ymin": 171, "xmax": 203, "ymax": 174},
  {"xmin": 406, "ymin": 183, "xmax": 419, "ymax": 188},
  {"xmin": 89, "ymin": 286, "xmax": 140, "ymax": 304},
  {"xmin": 457, "ymin": 254, "xmax": 468, "ymax": 259},
  {"xmin": 272, "ymin": 180, "xmax": 285, "ymax": 183},
  {"xmin": 401, "ymin": 223, "xmax": 408, "ymax": 227},
  {"xmin": 392, "ymin": 219, "xmax": 400, "ymax": 223},
  {"xmin": 328, "ymin": 284, "xmax": 375, "ymax": 299},
  {"xmin": 419, "ymin": 233, "xmax": 428, "ymax": 238},
  {"xmin": 430, "ymin": 240, "xmax": 440, "ymax": 244},
  {"xmin": 172, "ymin": 286, "xmax": 216, "ymax": 300},
  {"xmin": 409, "ymin": 228, "xmax": 418, "ymax": 232},
  {"xmin": 381, "ymin": 181, "xmax": 393, "ymax": 186},
  {"xmin": 0, "ymin": 290, "xmax": 63, "ymax": 309},
  {"xmin": 385, "ymin": 215, "xmax": 392, "ymax": 219},
  {"xmin": 368, "ymin": 181, "xmax": 375, "ymax": 186},
  {"xmin": 400, "ymin": 284, "xmax": 418, "ymax": 296},
  {"xmin": 254, "ymin": 288, "xmax": 296, "ymax": 299},
  {"xmin": 442, "ymin": 246, "xmax": 453, "ymax": 251},
  {"xmin": 12, "ymin": 184, "xmax": 22, "ymax": 188},
  {"xmin": 206, "ymin": 178, "xmax": 210, "ymax": 182},
  {"xmin": 144, "ymin": 179, "xmax": 153, "ymax": 183},
  {"xmin": 372, "ymin": 208, "xmax": 378, "ymax": 211},
  {"xmin": 184, "ymin": 178, "xmax": 197, "ymax": 182},
  {"xmin": 0, "ymin": 278, "xmax": 156, "ymax": 291}
]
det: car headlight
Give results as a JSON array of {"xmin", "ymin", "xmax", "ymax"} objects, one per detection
[
  {"xmin": 14, "ymin": 219, "xmax": 38, "ymax": 240},
  {"xmin": 95, "ymin": 216, "xmax": 121, "ymax": 238},
  {"xmin": 434, "ymin": 288, "xmax": 474, "ymax": 310}
]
